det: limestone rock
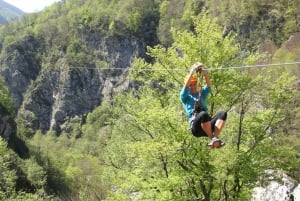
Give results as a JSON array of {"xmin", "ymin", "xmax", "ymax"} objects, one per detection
[
  {"xmin": 252, "ymin": 169, "xmax": 299, "ymax": 201},
  {"xmin": 0, "ymin": 34, "xmax": 145, "ymax": 134}
]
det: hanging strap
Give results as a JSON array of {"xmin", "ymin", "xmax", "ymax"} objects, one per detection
[
  {"xmin": 196, "ymin": 71, "xmax": 204, "ymax": 101},
  {"xmin": 192, "ymin": 71, "xmax": 204, "ymax": 114}
]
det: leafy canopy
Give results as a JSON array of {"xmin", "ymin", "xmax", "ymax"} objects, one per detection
[{"xmin": 101, "ymin": 13, "xmax": 297, "ymax": 201}]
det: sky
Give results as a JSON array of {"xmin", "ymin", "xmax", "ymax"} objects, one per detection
[{"xmin": 4, "ymin": 0, "xmax": 61, "ymax": 13}]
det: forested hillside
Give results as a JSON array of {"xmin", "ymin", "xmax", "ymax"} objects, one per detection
[
  {"xmin": 0, "ymin": 0, "xmax": 299, "ymax": 200},
  {"xmin": 0, "ymin": 0, "xmax": 24, "ymax": 24}
]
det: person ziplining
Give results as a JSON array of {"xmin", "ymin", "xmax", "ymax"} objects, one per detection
[{"xmin": 180, "ymin": 62, "xmax": 227, "ymax": 148}]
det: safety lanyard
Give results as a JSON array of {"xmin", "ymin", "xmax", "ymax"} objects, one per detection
[
  {"xmin": 192, "ymin": 71, "xmax": 204, "ymax": 114},
  {"xmin": 196, "ymin": 71, "xmax": 204, "ymax": 105}
]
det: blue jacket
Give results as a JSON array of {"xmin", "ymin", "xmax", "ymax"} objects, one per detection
[{"xmin": 180, "ymin": 85, "xmax": 211, "ymax": 119}]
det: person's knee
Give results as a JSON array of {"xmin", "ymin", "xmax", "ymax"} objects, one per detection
[
  {"xmin": 219, "ymin": 111, "xmax": 227, "ymax": 121},
  {"xmin": 199, "ymin": 111, "xmax": 211, "ymax": 122}
]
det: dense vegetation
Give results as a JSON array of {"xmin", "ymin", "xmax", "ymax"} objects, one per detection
[{"xmin": 0, "ymin": 0, "xmax": 299, "ymax": 200}]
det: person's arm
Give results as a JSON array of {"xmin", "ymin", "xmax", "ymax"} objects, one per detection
[
  {"xmin": 203, "ymin": 70, "xmax": 211, "ymax": 88},
  {"xmin": 184, "ymin": 63, "xmax": 202, "ymax": 87},
  {"xmin": 184, "ymin": 71, "xmax": 194, "ymax": 87}
]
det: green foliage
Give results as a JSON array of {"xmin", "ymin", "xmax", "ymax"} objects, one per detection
[
  {"xmin": 66, "ymin": 39, "xmax": 93, "ymax": 66},
  {"xmin": 104, "ymin": 15, "xmax": 246, "ymax": 200},
  {"xmin": 27, "ymin": 123, "xmax": 111, "ymax": 200},
  {"xmin": 126, "ymin": 11, "xmax": 142, "ymax": 33},
  {"xmin": 0, "ymin": 0, "xmax": 299, "ymax": 200},
  {"xmin": 103, "ymin": 88, "xmax": 185, "ymax": 200},
  {"xmin": 0, "ymin": 78, "xmax": 15, "ymax": 115},
  {"xmin": 111, "ymin": 0, "xmax": 160, "ymax": 37},
  {"xmin": 2, "ymin": 35, "xmax": 16, "ymax": 48},
  {"xmin": 16, "ymin": 112, "xmax": 36, "ymax": 138},
  {"xmin": 82, "ymin": 100, "xmax": 115, "ymax": 144},
  {"xmin": 0, "ymin": 138, "xmax": 55, "ymax": 200},
  {"xmin": 272, "ymin": 43, "xmax": 300, "ymax": 146},
  {"xmin": 23, "ymin": 158, "xmax": 47, "ymax": 189},
  {"xmin": 64, "ymin": 154, "xmax": 106, "ymax": 201},
  {"xmin": 0, "ymin": 138, "xmax": 17, "ymax": 200},
  {"xmin": 102, "ymin": 13, "xmax": 298, "ymax": 201},
  {"xmin": 206, "ymin": 0, "xmax": 300, "ymax": 49}
]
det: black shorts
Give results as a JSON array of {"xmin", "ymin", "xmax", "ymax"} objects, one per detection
[{"xmin": 190, "ymin": 111, "xmax": 227, "ymax": 137}]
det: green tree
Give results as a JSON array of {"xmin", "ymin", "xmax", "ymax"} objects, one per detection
[
  {"xmin": 0, "ymin": 138, "xmax": 17, "ymax": 200},
  {"xmin": 113, "ymin": 0, "xmax": 159, "ymax": 37},
  {"xmin": 23, "ymin": 158, "xmax": 47, "ymax": 190},
  {"xmin": 102, "ymin": 12, "xmax": 297, "ymax": 201},
  {"xmin": 0, "ymin": 78, "xmax": 15, "ymax": 115}
]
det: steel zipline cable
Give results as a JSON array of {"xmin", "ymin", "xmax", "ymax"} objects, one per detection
[
  {"xmin": 67, "ymin": 61, "xmax": 300, "ymax": 72},
  {"xmin": 206, "ymin": 61, "xmax": 300, "ymax": 71}
]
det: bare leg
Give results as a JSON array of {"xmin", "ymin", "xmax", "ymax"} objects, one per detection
[
  {"xmin": 201, "ymin": 121, "xmax": 213, "ymax": 139},
  {"xmin": 213, "ymin": 119, "xmax": 226, "ymax": 137}
]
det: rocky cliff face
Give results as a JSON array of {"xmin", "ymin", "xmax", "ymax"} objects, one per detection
[
  {"xmin": 0, "ymin": 33, "xmax": 146, "ymax": 134},
  {"xmin": 252, "ymin": 169, "xmax": 300, "ymax": 201},
  {"xmin": 1, "ymin": 35, "xmax": 42, "ymax": 107}
]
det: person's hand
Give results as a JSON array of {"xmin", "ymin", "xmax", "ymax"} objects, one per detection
[
  {"xmin": 190, "ymin": 64, "xmax": 201, "ymax": 73},
  {"xmin": 201, "ymin": 68, "xmax": 208, "ymax": 74},
  {"xmin": 197, "ymin": 65, "xmax": 208, "ymax": 74}
]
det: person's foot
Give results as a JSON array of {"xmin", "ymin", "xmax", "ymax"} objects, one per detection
[
  {"xmin": 208, "ymin": 137, "xmax": 220, "ymax": 146},
  {"xmin": 208, "ymin": 137, "xmax": 225, "ymax": 148},
  {"xmin": 219, "ymin": 140, "xmax": 225, "ymax": 147}
]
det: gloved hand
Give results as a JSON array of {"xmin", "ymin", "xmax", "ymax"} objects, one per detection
[
  {"xmin": 190, "ymin": 64, "xmax": 201, "ymax": 73},
  {"xmin": 201, "ymin": 68, "xmax": 208, "ymax": 74}
]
